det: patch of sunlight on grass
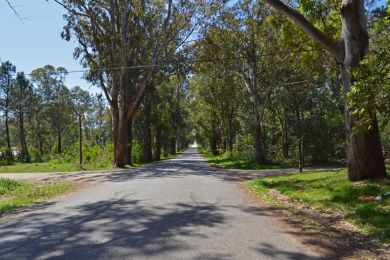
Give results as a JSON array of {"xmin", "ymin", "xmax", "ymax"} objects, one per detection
[
  {"xmin": 0, "ymin": 178, "xmax": 75, "ymax": 213},
  {"xmin": 247, "ymin": 169, "xmax": 390, "ymax": 242}
]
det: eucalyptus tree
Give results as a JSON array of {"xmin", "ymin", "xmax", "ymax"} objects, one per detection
[
  {"xmin": 56, "ymin": 0, "xmax": 206, "ymax": 167},
  {"xmin": 30, "ymin": 65, "xmax": 72, "ymax": 155},
  {"xmin": 88, "ymin": 94, "xmax": 112, "ymax": 146},
  {"xmin": 71, "ymin": 86, "xmax": 92, "ymax": 165},
  {"xmin": 29, "ymin": 89, "xmax": 49, "ymax": 157},
  {"xmin": 11, "ymin": 72, "xmax": 32, "ymax": 162},
  {"xmin": 0, "ymin": 61, "xmax": 16, "ymax": 151},
  {"xmin": 0, "ymin": 61, "xmax": 16, "ymax": 154},
  {"xmin": 264, "ymin": 0, "xmax": 387, "ymax": 180}
]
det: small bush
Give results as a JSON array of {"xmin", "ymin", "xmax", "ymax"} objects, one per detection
[
  {"xmin": 84, "ymin": 145, "xmax": 100, "ymax": 163},
  {"xmin": 132, "ymin": 140, "xmax": 142, "ymax": 164},
  {"xmin": 0, "ymin": 147, "xmax": 14, "ymax": 166},
  {"xmin": 29, "ymin": 147, "xmax": 43, "ymax": 163}
]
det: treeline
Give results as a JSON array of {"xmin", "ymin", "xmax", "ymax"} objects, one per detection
[
  {"xmin": 190, "ymin": 1, "xmax": 390, "ymax": 179},
  {"xmin": 0, "ymin": 62, "xmax": 110, "ymax": 165},
  {"xmin": 0, "ymin": 62, "xmax": 192, "ymax": 166}
]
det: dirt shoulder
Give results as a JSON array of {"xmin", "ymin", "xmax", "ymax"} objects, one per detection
[{"xmin": 241, "ymin": 183, "xmax": 390, "ymax": 260}]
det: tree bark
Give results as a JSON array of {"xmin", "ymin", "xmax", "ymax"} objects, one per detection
[
  {"xmin": 79, "ymin": 115, "xmax": 83, "ymax": 165},
  {"xmin": 170, "ymin": 137, "xmax": 177, "ymax": 155},
  {"xmin": 254, "ymin": 122, "xmax": 266, "ymax": 164},
  {"xmin": 111, "ymin": 103, "xmax": 119, "ymax": 164},
  {"xmin": 282, "ymin": 112, "xmax": 289, "ymax": 158},
  {"xmin": 57, "ymin": 132, "xmax": 62, "ymax": 155},
  {"xmin": 339, "ymin": 65, "xmax": 386, "ymax": 180},
  {"xmin": 35, "ymin": 115, "xmax": 44, "ymax": 157},
  {"xmin": 127, "ymin": 118, "xmax": 133, "ymax": 165},
  {"xmin": 252, "ymin": 90, "xmax": 266, "ymax": 164},
  {"xmin": 155, "ymin": 122, "xmax": 162, "ymax": 161},
  {"xmin": 5, "ymin": 108, "xmax": 11, "ymax": 153},
  {"xmin": 210, "ymin": 119, "xmax": 220, "ymax": 155},
  {"xmin": 114, "ymin": 109, "xmax": 130, "ymax": 168},
  {"xmin": 142, "ymin": 87, "xmax": 153, "ymax": 163},
  {"xmin": 19, "ymin": 111, "xmax": 29, "ymax": 162}
]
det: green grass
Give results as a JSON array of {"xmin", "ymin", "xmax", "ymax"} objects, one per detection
[
  {"xmin": 247, "ymin": 169, "xmax": 390, "ymax": 242},
  {"xmin": 199, "ymin": 148, "xmax": 291, "ymax": 170},
  {"xmin": 0, "ymin": 150, "xmax": 187, "ymax": 173},
  {"xmin": 0, "ymin": 162, "xmax": 114, "ymax": 173},
  {"xmin": 0, "ymin": 178, "xmax": 75, "ymax": 213}
]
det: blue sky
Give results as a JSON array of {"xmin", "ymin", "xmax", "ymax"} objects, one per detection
[{"xmin": 0, "ymin": 0, "xmax": 100, "ymax": 94}]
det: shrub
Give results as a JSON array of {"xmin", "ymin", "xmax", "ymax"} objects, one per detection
[
  {"xmin": 84, "ymin": 145, "xmax": 100, "ymax": 163},
  {"xmin": 0, "ymin": 147, "xmax": 14, "ymax": 166},
  {"xmin": 28, "ymin": 147, "xmax": 43, "ymax": 163},
  {"xmin": 132, "ymin": 140, "xmax": 142, "ymax": 164}
]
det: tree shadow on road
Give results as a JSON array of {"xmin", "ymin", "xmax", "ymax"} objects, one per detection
[
  {"xmin": 0, "ymin": 198, "xmax": 227, "ymax": 259},
  {"xmin": 35, "ymin": 149, "xmax": 296, "ymax": 185}
]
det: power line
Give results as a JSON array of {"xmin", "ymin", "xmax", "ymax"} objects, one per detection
[{"xmin": 24, "ymin": 48, "xmax": 320, "ymax": 76}]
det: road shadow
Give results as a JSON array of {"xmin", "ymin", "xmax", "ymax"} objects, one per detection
[
  {"xmin": 0, "ymin": 198, "xmax": 226, "ymax": 259},
  {"xmin": 253, "ymin": 243, "xmax": 313, "ymax": 260},
  {"xmin": 33, "ymin": 147, "xmax": 298, "ymax": 185}
]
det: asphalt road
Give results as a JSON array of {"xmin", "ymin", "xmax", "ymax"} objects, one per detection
[{"xmin": 0, "ymin": 148, "xmax": 316, "ymax": 259}]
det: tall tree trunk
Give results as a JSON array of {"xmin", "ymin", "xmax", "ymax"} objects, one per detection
[
  {"xmin": 339, "ymin": 65, "xmax": 386, "ymax": 180},
  {"xmin": 127, "ymin": 118, "xmax": 133, "ymax": 165},
  {"xmin": 155, "ymin": 122, "xmax": 162, "ymax": 161},
  {"xmin": 294, "ymin": 98, "xmax": 304, "ymax": 172},
  {"xmin": 79, "ymin": 115, "xmax": 83, "ymax": 165},
  {"xmin": 252, "ymin": 91, "xmax": 266, "ymax": 164},
  {"xmin": 5, "ymin": 108, "xmax": 11, "ymax": 152},
  {"xmin": 170, "ymin": 137, "xmax": 177, "ymax": 155},
  {"xmin": 19, "ymin": 112, "xmax": 29, "ymax": 162},
  {"xmin": 142, "ymin": 88, "xmax": 153, "ymax": 163},
  {"xmin": 298, "ymin": 136, "xmax": 303, "ymax": 172},
  {"xmin": 210, "ymin": 120, "xmax": 219, "ymax": 155},
  {"xmin": 111, "ymin": 103, "xmax": 119, "ymax": 164},
  {"xmin": 254, "ymin": 122, "xmax": 266, "ymax": 164},
  {"xmin": 282, "ymin": 113, "xmax": 289, "ymax": 158},
  {"xmin": 57, "ymin": 131, "xmax": 62, "ymax": 155},
  {"xmin": 36, "ymin": 115, "xmax": 44, "ymax": 157},
  {"xmin": 5, "ymin": 79, "xmax": 12, "ymax": 156},
  {"xmin": 114, "ymin": 109, "xmax": 130, "ymax": 168}
]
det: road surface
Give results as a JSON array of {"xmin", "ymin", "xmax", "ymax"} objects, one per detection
[{"xmin": 0, "ymin": 148, "xmax": 316, "ymax": 259}]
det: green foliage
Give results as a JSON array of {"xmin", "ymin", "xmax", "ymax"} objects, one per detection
[
  {"xmin": 132, "ymin": 141, "xmax": 143, "ymax": 165},
  {"xmin": 0, "ymin": 147, "xmax": 13, "ymax": 166},
  {"xmin": 348, "ymin": 5, "xmax": 390, "ymax": 130},
  {"xmin": 200, "ymin": 147, "xmax": 291, "ymax": 170},
  {"xmin": 0, "ymin": 178, "xmax": 75, "ymax": 213},
  {"xmin": 247, "ymin": 169, "xmax": 390, "ymax": 242},
  {"xmin": 27, "ymin": 147, "xmax": 42, "ymax": 163}
]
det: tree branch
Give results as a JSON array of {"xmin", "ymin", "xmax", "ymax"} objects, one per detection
[
  {"xmin": 4, "ymin": 0, "xmax": 24, "ymax": 22},
  {"xmin": 263, "ymin": 0, "xmax": 342, "ymax": 56}
]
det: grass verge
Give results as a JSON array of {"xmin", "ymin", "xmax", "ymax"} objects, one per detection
[
  {"xmin": 0, "ymin": 178, "xmax": 76, "ymax": 214},
  {"xmin": 0, "ymin": 162, "xmax": 113, "ymax": 173},
  {"xmin": 246, "ymin": 169, "xmax": 390, "ymax": 243},
  {"xmin": 199, "ymin": 147, "xmax": 291, "ymax": 170},
  {"xmin": 0, "ymin": 149, "xmax": 187, "ymax": 173}
]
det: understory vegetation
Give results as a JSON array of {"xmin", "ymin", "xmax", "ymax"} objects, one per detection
[
  {"xmin": 246, "ymin": 167, "xmax": 390, "ymax": 243},
  {"xmin": 0, "ymin": 178, "xmax": 75, "ymax": 213},
  {"xmin": 199, "ymin": 147, "xmax": 292, "ymax": 170}
]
